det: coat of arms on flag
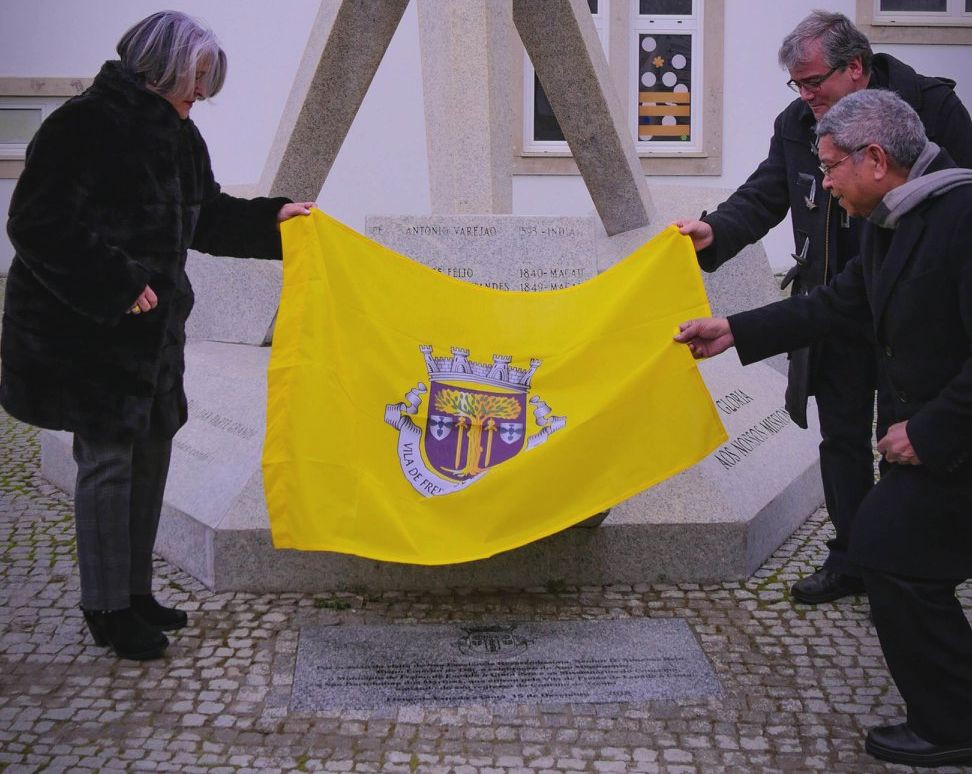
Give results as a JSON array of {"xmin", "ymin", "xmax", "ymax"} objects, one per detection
[{"xmin": 384, "ymin": 346, "xmax": 565, "ymax": 496}]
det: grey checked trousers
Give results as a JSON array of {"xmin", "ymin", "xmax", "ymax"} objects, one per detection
[{"xmin": 72, "ymin": 432, "xmax": 172, "ymax": 610}]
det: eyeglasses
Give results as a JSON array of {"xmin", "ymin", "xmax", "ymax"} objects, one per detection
[
  {"xmin": 786, "ymin": 65, "xmax": 841, "ymax": 94},
  {"xmin": 818, "ymin": 144, "xmax": 869, "ymax": 177}
]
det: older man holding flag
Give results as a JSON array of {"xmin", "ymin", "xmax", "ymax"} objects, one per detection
[{"xmin": 676, "ymin": 89, "xmax": 972, "ymax": 767}]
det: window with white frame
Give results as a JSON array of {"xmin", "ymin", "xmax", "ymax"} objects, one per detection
[
  {"xmin": 855, "ymin": 0, "xmax": 972, "ymax": 45},
  {"xmin": 0, "ymin": 99, "xmax": 53, "ymax": 161},
  {"xmin": 521, "ymin": 0, "xmax": 706, "ymax": 157},
  {"xmin": 0, "ymin": 79, "xmax": 89, "ymax": 179},
  {"xmin": 632, "ymin": 0, "xmax": 702, "ymax": 153},
  {"xmin": 871, "ymin": 0, "xmax": 972, "ymax": 26}
]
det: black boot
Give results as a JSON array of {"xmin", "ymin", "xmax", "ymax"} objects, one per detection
[
  {"xmin": 81, "ymin": 607, "xmax": 168, "ymax": 661},
  {"xmin": 130, "ymin": 594, "xmax": 188, "ymax": 631}
]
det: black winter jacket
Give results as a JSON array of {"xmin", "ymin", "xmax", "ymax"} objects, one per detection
[
  {"xmin": 1, "ymin": 61, "xmax": 289, "ymax": 439},
  {"xmin": 728, "ymin": 151, "xmax": 972, "ymax": 578},
  {"xmin": 696, "ymin": 54, "xmax": 972, "ymax": 426}
]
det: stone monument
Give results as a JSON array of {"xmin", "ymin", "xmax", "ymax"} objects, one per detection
[{"xmin": 41, "ymin": 0, "xmax": 823, "ymax": 591}]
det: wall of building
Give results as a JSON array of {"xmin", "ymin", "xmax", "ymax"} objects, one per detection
[{"xmin": 1, "ymin": 0, "xmax": 970, "ymax": 273}]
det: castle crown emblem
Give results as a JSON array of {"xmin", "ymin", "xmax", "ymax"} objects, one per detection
[{"xmin": 420, "ymin": 345, "xmax": 541, "ymax": 392}]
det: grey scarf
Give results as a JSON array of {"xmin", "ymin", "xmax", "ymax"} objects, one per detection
[{"xmin": 868, "ymin": 142, "xmax": 972, "ymax": 229}]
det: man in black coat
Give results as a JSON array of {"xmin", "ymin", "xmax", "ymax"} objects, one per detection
[
  {"xmin": 676, "ymin": 11, "xmax": 972, "ymax": 605},
  {"xmin": 675, "ymin": 89, "xmax": 972, "ymax": 768}
]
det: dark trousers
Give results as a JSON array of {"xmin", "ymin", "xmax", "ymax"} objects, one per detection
[
  {"xmin": 72, "ymin": 432, "xmax": 172, "ymax": 610},
  {"xmin": 812, "ymin": 335, "xmax": 876, "ymax": 576},
  {"xmin": 864, "ymin": 568, "xmax": 972, "ymax": 744}
]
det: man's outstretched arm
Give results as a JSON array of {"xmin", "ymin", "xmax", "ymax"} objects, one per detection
[{"xmin": 673, "ymin": 318, "xmax": 735, "ymax": 359}]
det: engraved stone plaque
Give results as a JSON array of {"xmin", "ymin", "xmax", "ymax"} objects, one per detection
[
  {"xmin": 365, "ymin": 215, "xmax": 597, "ymax": 292},
  {"xmin": 291, "ymin": 619, "xmax": 721, "ymax": 710},
  {"xmin": 163, "ymin": 342, "xmax": 269, "ymax": 527}
]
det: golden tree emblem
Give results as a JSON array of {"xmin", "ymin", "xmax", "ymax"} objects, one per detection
[{"xmin": 435, "ymin": 388, "xmax": 522, "ymax": 476}]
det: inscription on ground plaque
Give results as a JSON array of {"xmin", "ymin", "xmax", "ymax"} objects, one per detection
[
  {"xmin": 365, "ymin": 215, "xmax": 597, "ymax": 292},
  {"xmin": 291, "ymin": 619, "xmax": 721, "ymax": 710}
]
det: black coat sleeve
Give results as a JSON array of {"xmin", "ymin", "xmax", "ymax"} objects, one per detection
[
  {"xmin": 189, "ymin": 127, "xmax": 291, "ymax": 260},
  {"xmin": 6, "ymin": 106, "xmax": 150, "ymax": 325},
  {"xmin": 728, "ymin": 255, "xmax": 871, "ymax": 364},
  {"xmin": 696, "ymin": 111, "xmax": 792, "ymax": 272}
]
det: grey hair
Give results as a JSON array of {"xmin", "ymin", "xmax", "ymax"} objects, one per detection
[
  {"xmin": 778, "ymin": 10, "xmax": 872, "ymax": 75},
  {"xmin": 117, "ymin": 11, "xmax": 227, "ymax": 101},
  {"xmin": 816, "ymin": 90, "xmax": 927, "ymax": 168}
]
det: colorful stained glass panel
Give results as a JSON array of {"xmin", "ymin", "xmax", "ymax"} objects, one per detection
[{"xmin": 638, "ymin": 33, "xmax": 691, "ymax": 143}]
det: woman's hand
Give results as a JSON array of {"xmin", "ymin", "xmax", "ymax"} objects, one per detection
[
  {"xmin": 127, "ymin": 285, "xmax": 157, "ymax": 315},
  {"xmin": 277, "ymin": 202, "xmax": 316, "ymax": 223}
]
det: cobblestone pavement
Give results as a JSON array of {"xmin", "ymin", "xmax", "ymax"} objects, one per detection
[{"xmin": 2, "ymin": 366, "xmax": 971, "ymax": 769}]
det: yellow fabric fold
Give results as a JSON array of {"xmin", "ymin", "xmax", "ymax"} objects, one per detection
[{"xmin": 263, "ymin": 210, "xmax": 727, "ymax": 564}]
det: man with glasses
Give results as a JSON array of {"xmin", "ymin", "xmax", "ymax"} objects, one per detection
[
  {"xmin": 675, "ymin": 11, "xmax": 972, "ymax": 606},
  {"xmin": 675, "ymin": 88, "xmax": 972, "ymax": 768}
]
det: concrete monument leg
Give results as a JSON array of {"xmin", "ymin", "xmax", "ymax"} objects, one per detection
[
  {"xmin": 512, "ymin": 0, "xmax": 655, "ymax": 234},
  {"xmin": 416, "ymin": 0, "xmax": 514, "ymax": 214},
  {"xmin": 258, "ymin": 0, "xmax": 410, "ymax": 202}
]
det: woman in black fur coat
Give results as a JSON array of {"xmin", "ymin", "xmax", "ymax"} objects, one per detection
[{"xmin": 0, "ymin": 11, "xmax": 314, "ymax": 660}]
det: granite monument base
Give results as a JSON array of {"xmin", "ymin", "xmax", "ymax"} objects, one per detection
[
  {"xmin": 40, "ymin": 346, "xmax": 821, "ymax": 592},
  {"xmin": 40, "ymin": 194, "xmax": 824, "ymax": 592}
]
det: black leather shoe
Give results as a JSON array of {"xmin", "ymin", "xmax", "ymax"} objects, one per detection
[
  {"xmin": 866, "ymin": 723, "xmax": 972, "ymax": 767},
  {"xmin": 131, "ymin": 594, "xmax": 188, "ymax": 631},
  {"xmin": 81, "ymin": 607, "xmax": 168, "ymax": 661},
  {"xmin": 790, "ymin": 568, "xmax": 866, "ymax": 604}
]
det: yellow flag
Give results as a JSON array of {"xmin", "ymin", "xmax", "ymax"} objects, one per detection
[{"xmin": 263, "ymin": 211, "xmax": 726, "ymax": 564}]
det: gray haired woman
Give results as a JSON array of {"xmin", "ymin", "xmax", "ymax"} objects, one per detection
[{"xmin": 0, "ymin": 11, "xmax": 314, "ymax": 660}]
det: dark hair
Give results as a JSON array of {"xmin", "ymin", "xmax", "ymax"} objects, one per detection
[
  {"xmin": 778, "ymin": 10, "xmax": 873, "ymax": 76},
  {"xmin": 117, "ymin": 10, "xmax": 227, "ymax": 101}
]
